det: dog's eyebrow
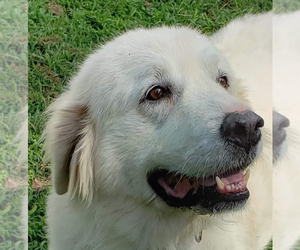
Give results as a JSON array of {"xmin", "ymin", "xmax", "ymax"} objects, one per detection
[
  {"xmin": 217, "ymin": 69, "xmax": 227, "ymax": 77},
  {"xmin": 154, "ymin": 69, "xmax": 163, "ymax": 79},
  {"xmin": 154, "ymin": 71, "xmax": 178, "ymax": 88}
]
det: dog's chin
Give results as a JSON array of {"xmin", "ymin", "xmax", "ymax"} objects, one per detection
[{"xmin": 147, "ymin": 163, "xmax": 251, "ymax": 215}]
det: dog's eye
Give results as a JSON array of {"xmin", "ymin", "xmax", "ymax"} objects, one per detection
[
  {"xmin": 146, "ymin": 86, "xmax": 167, "ymax": 101},
  {"xmin": 218, "ymin": 76, "xmax": 229, "ymax": 89}
]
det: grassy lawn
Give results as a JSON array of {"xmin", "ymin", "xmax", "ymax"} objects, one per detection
[
  {"xmin": 274, "ymin": 0, "xmax": 300, "ymax": 13},
  {"xmin": 0, "ymin": 0, "xmax": 28, "ymax": 249},
  {"xmin": 28, "ymin": 0, "xmax": 272, "ymax": 249}
]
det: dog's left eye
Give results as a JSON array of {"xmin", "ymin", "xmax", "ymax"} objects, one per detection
[
  {"xmin": 146, "ymin": 86, "xmax": 167, "ymax": 101},
  {"xmin": 218, "ymin": 76, "xmax": 229, "ymax": 89}
]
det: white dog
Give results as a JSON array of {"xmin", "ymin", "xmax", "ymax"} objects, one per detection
[{"xmin": 45, "ymin": 26, "xmax": 265, "ymax": 250}]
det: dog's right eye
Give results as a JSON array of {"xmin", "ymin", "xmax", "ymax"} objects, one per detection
[{"xmin": 146, "ymin": 86, "xmax": 167, "ymax": 101}]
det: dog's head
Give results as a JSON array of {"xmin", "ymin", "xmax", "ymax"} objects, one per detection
[{"xmin": 44, "ymin": 27, "xmax": 264, "ymax": 215}]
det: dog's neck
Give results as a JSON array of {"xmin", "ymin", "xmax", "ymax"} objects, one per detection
[{"xmin": 83, "ymin": 195, "xmax": 205, "ymax": 250}]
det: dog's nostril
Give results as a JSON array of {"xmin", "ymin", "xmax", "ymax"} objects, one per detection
[
  {"xmin": 220, "ymin": 111, "xmax": 264, "ymax": 151},
  {"xmin": 255, "ymin": 117, "xmax": 264, "ymax": 129}
]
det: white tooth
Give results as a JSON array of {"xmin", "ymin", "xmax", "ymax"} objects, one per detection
[
  {"xmin": 216, "ymin": 176, "xmax": 224, "ymax": 190},
  {"xmin": 226, "ymin": 185, "xmax": 231, "ymax": 191},
  {"xmin": 231, "ymin": 184, "xmax": 235, "ymax": 189},
  {"xmin": 241, "ymin": 169, "xmax": 247, "ymax": 175},
  {"xmin": 244, "ymin": 169, "xmax": 250, "ymax": 182}
]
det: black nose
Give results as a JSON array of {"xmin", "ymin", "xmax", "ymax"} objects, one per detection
[{"xmin": 220, "ymin": 111, "xmax": 264, "ymax": 151}]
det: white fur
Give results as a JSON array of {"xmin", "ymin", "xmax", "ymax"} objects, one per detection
[
  {"xmin": 273, "ymin": 10, "xmax": 300, "ymax": 250},
  {"xmin": 198, "ymin": 12, "xmax": 273, "ymax": 250},
  {"xmin": 45, "ymin": 26, "xmax": 264, "ymax": 250}
]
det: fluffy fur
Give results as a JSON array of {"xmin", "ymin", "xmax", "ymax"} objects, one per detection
[
  {"xmin": 273, "ymin": 10, "xmax": 300, "ymax": 250},
  {"xmin": 197, "ymin": 12, "xmax": 273, "ymax": 250},
  {"xmin": 45, "ymin": 25, "xmax": 266, "ymax": 250}
]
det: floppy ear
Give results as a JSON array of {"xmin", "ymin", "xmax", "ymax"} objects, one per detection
[{"xmin": 44, "ymin": 96, "xmax": 94, "ymax": 202}]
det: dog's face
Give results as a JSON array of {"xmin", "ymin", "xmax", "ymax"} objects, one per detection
[{"xmin": 45, "ymin": 27, "xmax": 263, "ymax": 215}]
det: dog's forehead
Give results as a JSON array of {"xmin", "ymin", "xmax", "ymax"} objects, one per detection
[
  {"xmin": 107, "ymin": 27, "xmax": 217, "ymax": 61},
  {"xmin": 103, "ymin": 27, "xmax": 225, "ymax": 80}
]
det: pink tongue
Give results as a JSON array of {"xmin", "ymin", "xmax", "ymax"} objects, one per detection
[
  {"xmin": 158, "ymin": 177, "xmax": 192, "ymax": 199},
  {"xmin": 157, "ymin": 172, "xmax": 245, "ymax": 199},
  {"xmin": 220, "ymin": 172, "xmax": 243, "ymax": 185}
]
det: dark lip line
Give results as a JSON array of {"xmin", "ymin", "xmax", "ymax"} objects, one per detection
[
  {"xmin": 147, "ymin": 163, "xmax": 249, "ymax": 182},
  {"xmin": 206, "ymin": 164, "xmax": 248, "ymax": 179}
]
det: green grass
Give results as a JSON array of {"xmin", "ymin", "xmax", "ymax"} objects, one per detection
[
  {"xmin": 0, "ymin": 0, "xmax": 28, "ymax": 249},
  {"xmin": 28, "ymin": 0, "xmax": 272, "ymax": 249},
  {"xmin": 274, "ymin": 0, "xmax": 300, "ymax": 13}
]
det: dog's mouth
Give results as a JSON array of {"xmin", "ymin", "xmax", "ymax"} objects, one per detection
[{"xmin": 148, "ymin": 166, "xmax": 250, "ymax": 214}]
